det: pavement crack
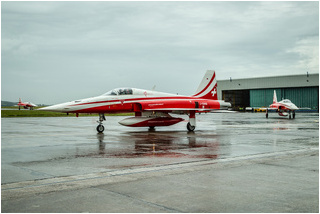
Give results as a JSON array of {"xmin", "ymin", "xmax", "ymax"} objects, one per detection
[
  {"xmin": 16, "ymin": 166, "xmax": 55, "ymax": 178},
  {"xmin": 93, "ymin": 187, "xmax": 183, "ymax": 213}
]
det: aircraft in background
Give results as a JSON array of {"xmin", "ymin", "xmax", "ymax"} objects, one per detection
[
  {"xmin": 40, "ymin": 70, "xmax": 231, "ymax": 133},
  {"xmin": 266, "ymin": 90, "xmax": 298, "ymax": 119},
  {"xmin": 17, "ymin": 98, "xmax": 37, "ymax": 110}
]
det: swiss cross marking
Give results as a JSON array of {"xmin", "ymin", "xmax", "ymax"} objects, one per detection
[{"xmin": 211, "ymin": 88, "xmax": 217, "ymax": 97}]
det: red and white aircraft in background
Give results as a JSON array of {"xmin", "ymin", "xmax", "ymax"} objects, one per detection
[
  {"xmin": 17, "ymin": 98, "xmax": 37, "ymax": 110},
  {"xmin": 40, "ymin": 70, "xmax": 231, "ymax": 132},
  {"xmin": 266, "ymin": 90, "xmax": 298, "ymax": 119}
]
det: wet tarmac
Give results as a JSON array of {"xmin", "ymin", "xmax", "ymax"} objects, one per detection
[{"xmin": 1, "ymin": 112, "xmax": 319, "ymax": 212}]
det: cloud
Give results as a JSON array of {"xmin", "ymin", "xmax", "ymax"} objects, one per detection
[
  {"xmin": 1, "ymin": 1, "xmax": 318, "ymax": 103},
  {"xmin": 286, "ymin": 36, "xmax": 319, "ymax": 72}
]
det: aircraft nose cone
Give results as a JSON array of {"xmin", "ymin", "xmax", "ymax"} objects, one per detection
[{"xmin": 39, "ymin": 103, "xmax": 70, "ymax": 112}]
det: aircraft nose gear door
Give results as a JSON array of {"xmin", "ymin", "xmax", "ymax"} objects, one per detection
[
  {"xmin": 187, "ymin": 110, "xmax": 196, "ymax": 131},
  {"xmin": 97, "ymin": 113, "xmax": 106, "ymax": 133}
]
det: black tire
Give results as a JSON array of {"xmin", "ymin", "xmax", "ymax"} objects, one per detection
[
  {"xmin": 96, "ymin": 124, "xmax": 105, "ymax": 133},
  {"xmin": 266, "ymin": 113, "xmax": 268, "ymax": 118},
  {"xmin": 293, "ymin": 111, "xmax": 295, "ymax": 119},
  {"xmin": 187, "ymin": 122, "xmax": 195, "ymax": 131},
  {"xmin": 289, "ymin": 112, "xmax": 292, "ymax": 119},
  {"xmin": 148, "ymin": 126, "xmax": 155, "ymax": 131}
]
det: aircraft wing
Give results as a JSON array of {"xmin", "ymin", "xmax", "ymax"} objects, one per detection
[
  {"xmin": 26, "ymin": 104, "xmax": 37, "ymax": 107},
  {"xmin": 267, "ymin": 107, "xmax": 278, "ymax": 110},
  {"xmin": 298, "ymin": 107, "xmax": 310, "ymax": 110}
]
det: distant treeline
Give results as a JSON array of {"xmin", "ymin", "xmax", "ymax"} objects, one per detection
[{"xmin": 1, "ymin": 101, "xmax": 17, "ymax": 107}]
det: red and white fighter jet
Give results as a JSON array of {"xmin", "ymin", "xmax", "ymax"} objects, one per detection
[
  {"xmin": 17, "ymin": 98, "xmax": 37, "ymax": 110},
  {"xmin": 266, "ymin": 90, "xmax": 299, "ymax": 119},
  {"xmin": 40, "ymin": 70, "xmax": 231, "ymax": 132}
]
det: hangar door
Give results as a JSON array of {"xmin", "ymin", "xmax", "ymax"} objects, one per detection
[
  {"xmin": 222, "ymin": 90, "xmax": 250, "ymax": 109},
  {"xmin": 250, "ymin": 87, "xmax": 319, "ymax": 109}
]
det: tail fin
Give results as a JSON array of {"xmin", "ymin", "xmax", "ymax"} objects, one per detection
[
  {"xmin": 192, "ymin": 70, "xmax": 217, "ymax": 100},
  {"xmin": 19, "ymin": 98, "xmax": 22, "ymax": 103},
  {"xmin": 273, "ymin": 90, "xmax": 277, "ymax": 103}
]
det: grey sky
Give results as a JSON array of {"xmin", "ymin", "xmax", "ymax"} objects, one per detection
[{"xmin": 1, "ymin": 1, "xmax": 319, "ymax": 104}]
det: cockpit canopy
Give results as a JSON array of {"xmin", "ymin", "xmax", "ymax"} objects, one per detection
[
  {"xmin": 103, "ymin": 88, "xmax": 133, "ymax": 96},
  {"xmin": 280, "ymin": 99, "xmax": 292, "ymax": 103}
]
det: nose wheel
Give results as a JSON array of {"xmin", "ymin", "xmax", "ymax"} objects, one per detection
[
  {"xmin": 97, "ymin": 113, "xmax": 106, "ymax": 133},
  {"xmin": 97, "ymin": 124, "xmax": 105, "ymax": 133}
]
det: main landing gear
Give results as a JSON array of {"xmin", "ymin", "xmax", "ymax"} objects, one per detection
[
  {"xmin": 187, "ymin": 122, "xmax": 195, "ymax": 131},
  {"xmin": 266, "ymin": 109, "xmax": 296, "ymax": 119},
  {"xmin": 289, "ymin": 111, "xmax": 296, "ymax": 119},
  {"xmin": 187, "ymin": 111, "xmax": 196, "ymax": 132},
  {"xmin": 97, "ymin": 113, "xmax": 106, "ymax": 133}
]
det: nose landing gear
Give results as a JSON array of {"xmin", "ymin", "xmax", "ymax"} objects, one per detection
[{"xmin": 97, "ymin": 113, "xmax": 106, "ymax": 133}]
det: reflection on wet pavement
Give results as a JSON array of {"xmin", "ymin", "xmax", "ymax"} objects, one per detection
[
  {"xmin": 93, "ymin": 131, "xmax": 220, "ymax": 159},
  {"xmin": 1, "ymin": 112, "xmax": 318, "ymax": 183}
]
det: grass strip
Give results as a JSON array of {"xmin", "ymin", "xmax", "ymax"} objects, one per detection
[{"xmin": 1, "ymin": 110, "xmax": 134, "ymax": 118}]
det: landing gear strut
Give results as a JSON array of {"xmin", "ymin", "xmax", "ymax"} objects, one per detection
[
  {"xmin": 97, "ymin": 113, "xmax": 106, "ymax": 133},
  {"xmin": 266, "ymin": 109, "xmax": 268, "ymax": 118}
]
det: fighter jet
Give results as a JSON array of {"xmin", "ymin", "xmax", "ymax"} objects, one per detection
[
  {"xmin": 17, "ymin": 98, "xmax": 37, "ymax": 110},
  {"xmin": 266, "ymin": 90, "xmax": 299, "ymax": 119},
  {"xmin": 40, "ymin": 70, "xmax": 231, "ymax": 132}
]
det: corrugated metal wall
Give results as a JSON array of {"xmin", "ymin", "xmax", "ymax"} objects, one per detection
[
  {"xmin": 250, "ymin": 87, "xmax": 319, "ymax": 109},
  {"xmin": 217, "ymin": 73, "xmax": 319, "ymax": 102}
]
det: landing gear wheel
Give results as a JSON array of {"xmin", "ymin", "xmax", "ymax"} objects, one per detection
[
  {"xmin": 293, "ymin": 111, "xmax": 295, "ymax": 119},
  {"xmin": 289, "ymin": 111, "xmax": 292, "ymax": 119},
  {"xmin": 187, "ymin": 122, "xmax": 195, "ymax": 132},
  {"xmin": 96, "ymin": 113, "xmax": 106, "ymax": 133},
  {"xmin": 149, "ymin": 126, "xmax": 155, "ymax": 131},
  {"xmin": 266, "ymin": 109, "xmax": 268, "ymax": 118},
  {"xmin": 96, "ymin": 124, "xmax": 105, "ymax": 133}
]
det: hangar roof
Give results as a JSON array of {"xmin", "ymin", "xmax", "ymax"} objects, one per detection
[{"xmin": 217, "ymin": 73, "xmax": 319, "ymax": 91}]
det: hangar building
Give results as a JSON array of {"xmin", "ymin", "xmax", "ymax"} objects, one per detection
[{"xmin": 217, "ymin": 73, "xmax": 319, "ymax": 110}]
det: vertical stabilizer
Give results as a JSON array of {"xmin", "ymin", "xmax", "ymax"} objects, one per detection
[
  {"xmin": 273, "ymin": 90, "xmax": 277, "ymax": 103},
  {"xmin": 192, "ymin": 70, "xmax": 218, "ymax": 100}
]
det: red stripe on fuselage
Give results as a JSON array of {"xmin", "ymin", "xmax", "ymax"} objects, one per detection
[
  {"xmin": 269, "ymin": 103, "xmax": 291, "ymax": 110},
  {"xmin": 69, "ymin": 98, "xmax": 221, "ymax": 114}
]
